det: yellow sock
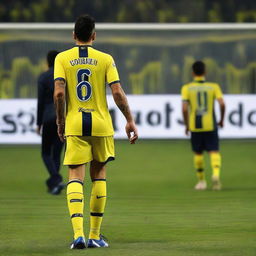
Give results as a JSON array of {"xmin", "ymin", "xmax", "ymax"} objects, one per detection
[
  {"xmin": 210, "ymin": 152, "xmax": 221, "ymax": 178},
  {"xmin": 194, "ymin": 154, "xmax": 205, "ymax": 180},
  {"xmin": 67, "ymin": 180, "xmax": 84, "ymax": 239},
  {"xmin": 89, "ymin": 179, "xmax": 107, "ymax": 240}
]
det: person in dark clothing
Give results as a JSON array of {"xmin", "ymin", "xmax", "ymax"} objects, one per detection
[{"xmin": 37, "ymin": 50, "xmax": 64, "ymax": 195}]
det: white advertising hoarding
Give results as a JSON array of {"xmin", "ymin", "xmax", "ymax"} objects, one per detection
[
  {"xmin": 0, "ymin": 99, "xmax": 39, "ymax": 144},
  {"xmin": 0, "ymin": 95, "xmax": 255, "ymax": 144}
]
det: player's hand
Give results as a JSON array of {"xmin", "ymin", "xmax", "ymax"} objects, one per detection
[
  {"xmin": 36, "ymin": 125, "xmax": 41, "ymax": 135},
  {"xmin": 218, "ymin": 120, "xmax": 224, "ymax": 128},
  {"xmin": 125, "ymin": 121, "xmax": 138, "ymax": 144},
  {"xmin": 185, "ymin": 126, "xmax": 190, "ymax": 136},
  {"xmin": 57, "ymin": 124, "xmax": 65, "ymax": 142}
]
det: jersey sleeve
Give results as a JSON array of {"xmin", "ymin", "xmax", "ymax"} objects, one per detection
[
  {"xmin": 214, "ymin": 84, "xmax": 223, "ymax": 99},
  {"xmin": 54, "ymin": 54, "xmax": 66, "ymax": 81},
  {"xmin": 106, "ymin": 56, "xmax": 120, "ymax": 86},
  {"xmin": 181, "ymin": 85, "xmax": 189, "ymax": 101}
]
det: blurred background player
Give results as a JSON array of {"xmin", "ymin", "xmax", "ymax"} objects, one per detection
[
  {"xmin": 181, "ymin": 61, "xmax": 225, "ymax": 190},
  {"xmin": 37, "ymin": 50, "xmax": 64, "ymax": 195},
  {"xmin": 54, "ymin": 15, "xmax": 138, "ymax": 249}
]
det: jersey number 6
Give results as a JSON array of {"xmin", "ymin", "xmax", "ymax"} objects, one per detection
[{"xmin": 76, "ymin": 69, "xmax": 92, "ymax": 101}]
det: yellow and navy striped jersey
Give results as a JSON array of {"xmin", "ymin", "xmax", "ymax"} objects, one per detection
[
  {"xmin": 181, "ymin": 76, "xmax": 223, "ymax": 132},
  {"xmin": 54, "ymin": 45, "xmax": 120, "ymax": 136}
]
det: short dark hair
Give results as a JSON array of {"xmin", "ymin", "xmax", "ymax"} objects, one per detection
[
  {"xmin": 74, "ymin": 14, "xmax": 95, "ymax": 42},
  {"xmin": 47, "ymin": 50, "xmax": 59, "ymax": 67},
  {"xmin": 192, "ymin": 61, "xmax": 206, "ymax": 76}
]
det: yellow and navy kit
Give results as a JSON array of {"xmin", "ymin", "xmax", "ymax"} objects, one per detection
[
  {"xmin": 64, "ymin": 136, "xmax": 114, "ymax": 165},
  {"xmin": 54, "ymin": 45, "xmax": 120, "ymax": 136},
  {"xmin": 181, "ymin": 77, "xmax": 223, "ymax": 132}
]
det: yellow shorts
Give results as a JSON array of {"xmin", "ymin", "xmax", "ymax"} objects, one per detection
[{"xmin": 64, "ymin": 136, "xmax": 115, "ymax": 165}]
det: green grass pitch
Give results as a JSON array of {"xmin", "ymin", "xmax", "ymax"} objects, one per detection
[{"xmin": 0, "ymin": 140, "xmax": 255, "ymax": 256}]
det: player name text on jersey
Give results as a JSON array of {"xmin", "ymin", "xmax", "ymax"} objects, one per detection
[{"xmin": 69, "ymin": 58, "xmax": 98, "ymax": 66}]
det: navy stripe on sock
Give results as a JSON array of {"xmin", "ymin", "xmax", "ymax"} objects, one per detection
[
  {"xmin": 71, "ymin": 213, "xmax": 83, "ymax": 218},
  {"xmin": 70, "ymin": 199, "xmax": 83, "ymax": 203},
  {"xmin": 90, "ymin": 212, "xmax": 104, "ymax": 217},
  {"xmin": 67, "ymin": 180, "xmax": 84, "ymax": 186},
  {"xmin": 92, "ymin": 179, "xmax": 106, "ymax": 182}
]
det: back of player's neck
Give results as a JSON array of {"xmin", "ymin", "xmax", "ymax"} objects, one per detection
[
  {"xmin": 76, "ymin": 40, "xmax": 93, "ymax": 46},
  {"xmin": 194, "ymin": 76, "xmax": 205, "ymax": 81}
]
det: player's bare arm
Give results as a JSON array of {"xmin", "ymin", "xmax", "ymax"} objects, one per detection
[
  {"xmin": 54, "ymin": 79, "xmax": 66, "ymax": 142},
  {"xmin": 182, "ymin": 100, "xmax": 189, "ymax": 135},
  {"xmin": 36, "ymin": 125, "xmax": 41, "ymax": 135},
  {"xmin": 110, "ymin": 83, "xmax": 138, "ymax": 144},
  {"xmin": 217, "ymin": 98, "xmax": 225, "ymax": 128}
]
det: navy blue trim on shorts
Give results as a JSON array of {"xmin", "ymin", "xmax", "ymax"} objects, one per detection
[
  {"xmin": 109, "ymin": 80, "xmax": 120, "ymax": 86},
  {"xmin": 79, "ymin": 46, "xmax": 88, "ymax": 57},
  {"xmin": 82, "ymin": 112, "xmax": 92, "ymax": 136},
  {"xmin": 103, "ymin": 156, "xmax": 115, "ymax": 164}
]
